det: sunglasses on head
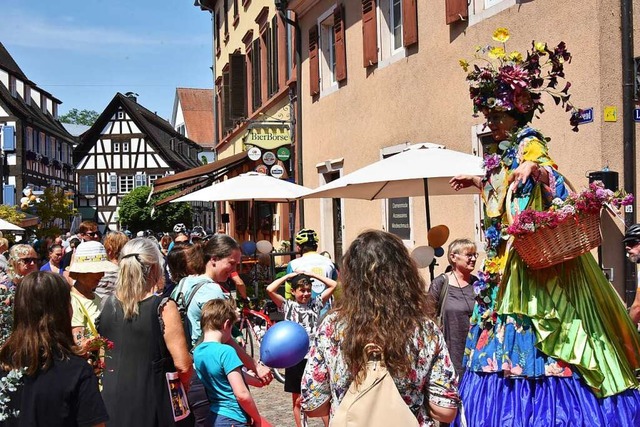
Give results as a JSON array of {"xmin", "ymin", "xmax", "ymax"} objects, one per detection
[{"xmin": 19, "ymin": 257, "xmax": 38, "ymax": 264}]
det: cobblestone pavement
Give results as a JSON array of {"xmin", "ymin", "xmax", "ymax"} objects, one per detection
[{"xmin": 251, "ymin": 379, "xmax": 324, "ymax": 427}]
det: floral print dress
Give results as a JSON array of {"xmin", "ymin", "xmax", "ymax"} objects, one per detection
[{"xmin": 300, "ymin": 313, "xmax": 459, "ymax": 427}]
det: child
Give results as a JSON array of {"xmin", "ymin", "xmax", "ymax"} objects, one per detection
[
  {"xmin": 266, "ymin": 272, "xmax": 337, "ymax": 427},
  {"xmin": 193, "ymin": 298, "xmax": 264, "ymax": 427}
]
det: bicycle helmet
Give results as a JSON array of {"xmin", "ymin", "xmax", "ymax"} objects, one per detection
[
  {"xmin": 623, "ymin": 224, "xmax": 640, "ymax": 244},
  {"xmin": 295, "ymin": 228, "xmax": 319, "ymax": 246},
  {"xmin": 173, "ymin": 223, "xmax": 187, "ymax": 234}
]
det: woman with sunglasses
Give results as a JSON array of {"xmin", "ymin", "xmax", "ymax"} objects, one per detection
[
  {"xmin": 0, "ymin": 244, "xmax": 40, "ymax": 347},
  {"xmin": 428, "ymin": 239, "xmax": 478, "ymax": 380}
]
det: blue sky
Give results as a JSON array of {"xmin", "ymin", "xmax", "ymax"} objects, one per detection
[{"xmin": 0, "ymin": 0, "xmax": 214, "ymax": 121}]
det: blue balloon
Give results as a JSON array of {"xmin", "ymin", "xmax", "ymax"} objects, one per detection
[
  {"xmin": 434, "ymin": 247, "xmax": 445, "ymax": 257},
  {"xmin": 241, "ymin": 240, "xmax": 257, "ymax": 255},
  {"xmin": 260, "ymin": 321, "xmax": 309, "ymax": 369}
]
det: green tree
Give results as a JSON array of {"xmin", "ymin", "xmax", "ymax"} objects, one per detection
[
  {"xmin": 0, "ymin": 205, "xmax": 25, "ymax": 226},
  {"xmin": 118, "ymin": 186, "xmax": 192, "ymax": 234},
  {"xmin": 59, "ymin": 108, "xmax": 100, "ymax": 126},
  {"xmin": 33, "ymin": 187, "xmax": 76, "ymax": 238}
]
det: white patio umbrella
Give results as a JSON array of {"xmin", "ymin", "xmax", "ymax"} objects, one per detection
[
  {"xmin": 301, "ymin": 142, "xmax": 484, "ymax": 229},
  {"xmin": 171, "ymin": 172, "xmax": 311, "ymax": 203},
  {"xmin": 0, "ymin": 218, "xmax": 24, "ymax": 232}
]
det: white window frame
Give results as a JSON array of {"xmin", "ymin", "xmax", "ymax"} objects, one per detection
[
  {"xmin": 377, "ymin": 0, "xmax": 406, "ymax": 69},
  {"xmin": 113, "ymin": 142, "xmax": 120, "ymax": 153},
  {"xmin": 109, "ymin": 174, "xmax": 118, "ymax": 194},
  {"xmin": 117, "ymin": 111, "xmax": 124, "ymax": 120},
  {"xmin": 119, "ymin": 175, "xmax": 134, "ymax": 193},
  {"xmin": 468, "ymin": 0, "xmax": 517, "ymax": 26},
  {"xmin": 316, "ymin": 158, "xmax": 345, "ymax": 259},
  {"xmin": 148, "ymin": 174, "xmax": 163, "ymax": 185},
  {"xmin": 122, "ymin": 141, "xmax": 130, "ymax": 152},
  {"xmin": 134, "ymin": 173, "xmax": 147, "ymax": 188},
  {"xmin": 318, "ymin": 7, "xmax": 339, "ymax": 97}
]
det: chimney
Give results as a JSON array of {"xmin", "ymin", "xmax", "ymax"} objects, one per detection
[{"xmin": 124, "ymin": 92, "xmax": 138, "ymax": 103}]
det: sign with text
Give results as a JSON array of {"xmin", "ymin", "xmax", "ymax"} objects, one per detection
[
  {"xmin": 578, "ymin": 108, "xmax": 593, "ymax": 124},
  {"xmin": 634, "ymin": 109, "xmax": 640, "ymax": 122},
  {"xmin": 245, "ymin": 128, "xmax": 291, "ymax": 150},
  {"xmin": 387, "ymin": 197, "xmax": 411, "ymax": 240}
]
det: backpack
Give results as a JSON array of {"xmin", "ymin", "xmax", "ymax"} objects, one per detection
[
  {"xmin": 173, "ymin": 278, "xmax": 209, "ymax": 351},
  {"xmin": 330, "ymin": 344, "xmax": 419, "ymax": 427}
]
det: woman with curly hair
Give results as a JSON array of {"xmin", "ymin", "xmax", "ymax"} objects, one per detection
[
  {"xmin": 0, "ymin": 271, "xmax": 108, "ymax": 426},
  {"xmin": 300, "ymin": 230, "xmax": 459, "ymax": 426}
]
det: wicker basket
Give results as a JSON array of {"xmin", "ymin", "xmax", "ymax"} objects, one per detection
[{"xmin": 506, "ymin": 183, "xmax": 602, "ymax": 270}]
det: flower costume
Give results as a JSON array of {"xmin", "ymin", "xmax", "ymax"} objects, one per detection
[{"xmin": 455, "ymin": 30, "xmax": 640, "ymax": 426}]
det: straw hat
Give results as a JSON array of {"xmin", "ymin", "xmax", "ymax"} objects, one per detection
[{"xmin": 67, "ymin": 241, "xmax": 118, "ymax": 273}]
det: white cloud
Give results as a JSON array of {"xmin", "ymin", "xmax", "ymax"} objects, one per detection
[{"xmin": 0, "ymin": 8, "xmax": 207, "ymax": 52}]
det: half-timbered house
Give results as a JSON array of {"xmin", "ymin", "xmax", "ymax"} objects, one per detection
[
  {"xmin": 74, "ymin": 93, "xmax": 203, "ymax": 231},
  {"xmin": 0, "ymin": 42, "xmax": 76, "ymax": 220}
]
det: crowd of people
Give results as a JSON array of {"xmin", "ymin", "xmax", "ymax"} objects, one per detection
[{"xmin": 3, "ymin": 29, "xmax": 640, "ymax": 427}]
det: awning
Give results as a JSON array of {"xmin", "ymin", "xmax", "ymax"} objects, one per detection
[{"xmin": 151, "ymin": 151, "xmax": 249, "ymax": 197}]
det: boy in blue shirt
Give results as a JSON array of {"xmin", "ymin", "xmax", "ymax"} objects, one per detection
[{"xmin": 193, "ymin": 299, "xmax": 264, "ymax": 427}]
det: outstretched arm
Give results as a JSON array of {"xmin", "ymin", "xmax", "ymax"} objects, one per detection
[
  {"xmin": 266, "ymin": 272, "xmax": 298, "ymax": 308},
  {"xmin": 306, "ymin": 272, "xmax": 337, "ymax": 304},
  {"xmin": 450, "ymin": 175, "xmax": 482, "ymax": 191}
]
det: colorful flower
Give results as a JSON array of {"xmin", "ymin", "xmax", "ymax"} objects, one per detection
[
  {"xmin": 492, "ymin": 28, "xmax": 510, "ymax": 43},
  {"xmin": 488, "ymin": 46, "xmax": 506, "ymax": 59},
  {"xmin": 459, "ymin": 59, "xmax": 470, "ymax": 72}
]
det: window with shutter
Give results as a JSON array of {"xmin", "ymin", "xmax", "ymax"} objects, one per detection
[
  {"xmin": 230, "ymin": 53, "xmax": 247, "ymax": 119},
  {"xmin": 109, "ymin": 174, "xmax": 118, "ymax": 194},
  {"xmin": 361, "ymin": 0, "xmax": 378, "ymax": 67},
  {"xmin": 309, "ymin": 25, "xmax": 320, "ymax": 96},
  {"xmin": 334, "ymin": 4, "xmax": 347, "ymax": 82},
  {"xmin": 1, "ymin": 126, "xmax": 15, "ymax": 151},
  {"xmin": 402, "ymin": 0, "xmax": 417, "ymax": 46},
  {"xmin": 445, "ymin": 0, "xmax": 468, "ymax": 24},
  {"xmin": 222, "ymin": 70, "xmax": 233, "ymax": 132},
  {"xmin": 251, "ymin": 39, "xmax": 262, "ymax": 110},
  {"xmin": 3, "ymin": 185, "xmax": 15, "ymax": 206},
  {"xmin": 277, "ymin": 14, "xmax": 287, "ymax": 87}
]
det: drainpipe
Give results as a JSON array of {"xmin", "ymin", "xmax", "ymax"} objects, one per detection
[
  {"xmin": 621, "ymin": 0, "xmax": 636, "ymax": 306},
  {"xmin": 277, "ymin": 2, "xmax": 304, "ymax": 228},
  {"xmin": 197, "ymin": 0, "xmax": 219, "ymax": 231}
]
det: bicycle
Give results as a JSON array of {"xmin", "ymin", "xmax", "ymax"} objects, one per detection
[{"xmin": 236, "ymin": 298, "xmax": 286, "ymax": 383}]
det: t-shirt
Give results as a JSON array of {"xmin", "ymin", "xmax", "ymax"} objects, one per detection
[
  {"xmin": 70, "ymin": 291, "xmax": 102, "ymax": 333},
  {"xmin": 0, "ymin": 355, "xmax": 109, "ymax": 427},
  {"xmin": 170, "ymin": 275, "xmax": 226, "ymax": 346},
  {"xmin": 193, "ymin": 341, "xmax": 248, "ymax": 424},
  {"xmin": 286, "ymin": 253, "xmax": 338, "ymax": 314},
  {"xmin": 280, "ymin": 296, "xmax": 324, "ymax": 343}
]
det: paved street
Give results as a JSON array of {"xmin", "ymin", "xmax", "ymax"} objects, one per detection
[{"xmin": 251, "ymin": 379, "xmax": 325, "ymax": 427}]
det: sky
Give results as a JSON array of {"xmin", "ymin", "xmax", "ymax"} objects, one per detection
[{"xmin": 0, "ymin": 0, "xmax": 214, "ymax": 122}]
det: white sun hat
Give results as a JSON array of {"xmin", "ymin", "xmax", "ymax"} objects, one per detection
[{"xmin": 67, "ymin": 241, "xmax": 118, "ymax": 273}]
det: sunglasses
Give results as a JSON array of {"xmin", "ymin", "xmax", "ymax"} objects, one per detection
[
  {"xmin": 626, "ymin": 240, "xmax": 640, "ymax": 247},
  {"xmin": 85, "ymin": 231, "xmax": 102, "ymax": 238},
  {"xmin": 19, "ymin": 257, "xmax": 38, "ymax": 265}
]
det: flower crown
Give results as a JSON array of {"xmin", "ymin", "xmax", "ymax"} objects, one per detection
[{"xmin": 460, "ymin": 28, "xmax": 581, "ymax": 131}]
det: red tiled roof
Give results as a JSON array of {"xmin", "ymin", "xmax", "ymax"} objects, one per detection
[{"xmin": 176, "ymin": 88, "xmax": 214, "ymax": 148}]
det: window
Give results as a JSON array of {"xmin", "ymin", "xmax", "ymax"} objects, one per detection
[
  {"xmin": 148, "ymin": 174, "xmax": 163, "ymax": 185},
  {"xmin": 117, "ymin": 111, "xmax": 124, "ymax": 119},
  {"xmin": 285, "ymin": 11, "xmax": 294, "ymax": 82},
  {"xmin": 119, "ymin": 175, "xmax": 134, "ymax": 193},
  {"xmin": 109, "ymin": 174, "xmax": 118, "ymax": 194},
  {"xmin": 318, "ymin": 11, "xmax": 337, "ymax": 95},
  {"xmin": 79, "ymin": 175, "xmax": 97, "ymax": 194},
  {"xmin": 310, "ymin": 6, "xmax": 346, "ymax": 96},
  {"xmin": 467, "ymin": 0, "xmax": 516, "ymax": 25},
  {"xmin": 122, "ymin": 141, "xmax": 130, "ymax": 152},
  {"xmin": 378, "ymin": 0, "xmax": 404, "ymax": 63},
  {"xmin": 113, "ymin": 142, "xmax": 120, "ymax": 152},
  {"xmin": 135, "ymin": 174, "xmax": 147, "ymax": 188},
  {"xmin": 223, "ymin": 0, "xmax": 229, "ymax": 38},
  {"xmin": 267, "ymin": 16, "xmax": 279, "ymax": 97},
  {"xmin": 362, "ymin": 0, "xmax": 417, "ymax": 68},
  {"xmin": 251, "ymin": 39, "xmax": 262, "ymax": 111},
  {"xmin": 216, "ymin": 13, "xmax": 221, "ymax": 55},
  {"xmin": 177, "ymin": 124, "xmax": 186, "ymax": 135}
]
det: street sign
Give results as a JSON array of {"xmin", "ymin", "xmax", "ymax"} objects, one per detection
[
  {"xmin": 578, "ymin": 108, "xmax": 594, "ymax": 124},
  {"xmin": 634, "ymin": 108, "xmax": 640, "ymax": 122}
]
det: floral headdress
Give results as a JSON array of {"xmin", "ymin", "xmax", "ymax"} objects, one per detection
[{"xmin": 460, "ymin": 28, "xmax": 581, "ymax": 131}]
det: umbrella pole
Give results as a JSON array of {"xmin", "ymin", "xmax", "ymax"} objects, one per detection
[{"xmin": 423, "ymin": 178, "xmax": 434, "ymax": 282}]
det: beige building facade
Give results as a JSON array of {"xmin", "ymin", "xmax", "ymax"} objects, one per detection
[{"xmin": 288, "ymin": 0, "xmax": 640, "ymax": 298}]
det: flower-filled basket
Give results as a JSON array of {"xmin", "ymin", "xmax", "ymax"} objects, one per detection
[{"xmin": 506, "ymin": 181, "xmax": 633, "ymax": 270}]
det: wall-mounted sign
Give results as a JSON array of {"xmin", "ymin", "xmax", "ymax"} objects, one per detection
[
  {"xmin": 255, "ymin": 164, "xmax": 268, "ymax": 175},
  {"xmin": 276, "ymin": 147, "xmax": 291, "ymax": 161},
  {"xmin": 634, "ymin": 108, "xmax": 640, "ymax": 123},
  {"xmin": 604, "ymin": 106, "xmax": 617, "ymax": 122},
  {"xmin": 262, "ymin": 152, "xmax": 276, "ymax": 166},
  {"xmin": 247, "ymin": 147, "xmax": 262, "ymax": 161},
  {"xmin": 270, "ymin": 164, "xmax": 285, "ymax": 179},
  {"xmin": 245, "ymin": 127, "xmax": 291, "ymax": 150},
  {"xmin": 577, "ymin": 108, "xmax": 593, "ymax": 125}
]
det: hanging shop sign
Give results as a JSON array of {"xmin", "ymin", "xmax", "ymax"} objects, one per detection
[
  {"xmin": 262, "ymin": 152, "xmax": 277, "ymax": 166},
  {"xmin": 276, "ymin": 147, "xmax": 291, "ymax": 161},
  {"xmin": 245, "ymin": 127, "xmax": 291, "ymax": 150},
  {"xmin": 270, "ymin": 164, "xmax": 285, "ymax": 179},
  {"xmin": 247, "ymin": 146, "xmax": 262, "ymax": 161}
]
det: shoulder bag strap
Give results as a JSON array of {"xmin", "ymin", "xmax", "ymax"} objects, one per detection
[
  {"xmin": 437, "ymin": 274, "xmax": 450, "ymax": 320},
  {"xmin": 71, "ymin": 291, "xmax": 98, "ymax": 336},
  {"xmin": 185, "ymin": 280, "xmax": 209, "ymax": 311}
]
